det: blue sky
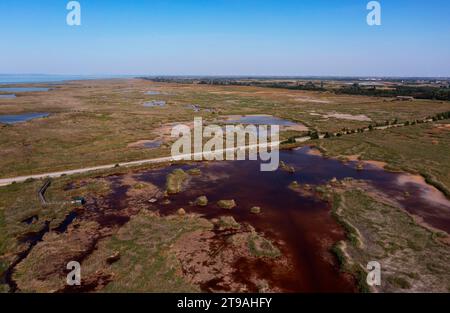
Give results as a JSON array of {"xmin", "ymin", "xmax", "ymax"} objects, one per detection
[{"xmin": 0, "ymin": 0, "xmax": 449, "ymax": 76}]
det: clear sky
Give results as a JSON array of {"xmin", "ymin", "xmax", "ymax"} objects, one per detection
[{"xmin": 1, "ymin": 0, "xmax": 449, "ymax": 76}]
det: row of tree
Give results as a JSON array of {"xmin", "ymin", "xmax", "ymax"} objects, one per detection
[
  {"xmin": 145, "ymin": 77, "xmax": 450, "ymax": 101},
  {"xmin": 335, "ymin": 84, "xmax": 450, "ymax": 101},
  {"xmin": 286, "ymin": 111, "xmax": 450, "ymax": 142}
]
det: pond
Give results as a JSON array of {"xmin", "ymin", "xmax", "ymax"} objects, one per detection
[
  {"xmin": 226, "ymin": 114, "xmax": 308, "ymax": 132},
  {"xmin": 186, "ymin": 104, "xmax": 214, "ymax": 113},
  {"xmin": 0, "ymin": 113, "xmax": 50, "ymax": 124},
  {"xmin": 186, "ymin": 104, "xmax": 201, "ymax": 112},
  {"xmin": 143, "ymin": 140, "xmax": 162, "ymax": 148},
  {"xmin": 143, "ymin": 100, "xmax": 166, "ymax": 107}
]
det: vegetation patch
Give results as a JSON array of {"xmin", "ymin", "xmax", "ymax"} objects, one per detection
[
  {"xmin": 317, "ymin": 122, "xmax": 450, "ymax": 196},
  {"xmin": 247, "ymin": 232, "xmax": 281, "ymax": 258},
  {"xmin": 81, "ymin": 211, "xmax": 213, "ymax": 292},
  {"xmin": 187, "ymin": 168, "xmax": 202, "ymax": 176},
  {"xmin": 216, "ymin": 216, "xmax": 240, "ymax": 231},
  {"xmin": 194, "ymin": 196, "xmax": 208, "ymax": 207},
  {"xmin": 165, "ymin": 169, "xmax": 189, "ymax": 194},
  {"xmin": 217, "ymin": 199, "xmax": 236, "ymax": 210},
  {"xmin": 331, "ymin": 189, "xmax": 450, "ymax": 292}
]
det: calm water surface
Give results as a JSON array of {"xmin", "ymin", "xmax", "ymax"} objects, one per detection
[
  {"xmin": 0, "ymin": 94, "xmax": 16, "ymax": 99},
  {"xmin": 103, "ymin": 147, "xmax": 450, "ymax": 291},
  {"xmin": 0, "ymin": 112, "xmax": 49, "ymax": 124},
  {"xmin": 0, "ymin": 87, "xmax": 49, "ymax": 92}
]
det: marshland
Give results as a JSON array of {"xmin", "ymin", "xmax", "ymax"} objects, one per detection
[{"xmin": 0, "ymin": 78, "xmax": 449, "ymax": 293}]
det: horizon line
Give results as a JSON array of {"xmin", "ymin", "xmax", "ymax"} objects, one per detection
[{"xmin": 1, "ymin": 73, "xmax": 450, "ymax": 79}]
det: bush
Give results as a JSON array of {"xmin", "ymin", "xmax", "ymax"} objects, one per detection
[
  {"xmin": 194, "ymin": 195, "xmax": 208, "ymax": 206},
  {"xmin": 217, "ymin": 199, "xmax": 236, "ymax": 209}
]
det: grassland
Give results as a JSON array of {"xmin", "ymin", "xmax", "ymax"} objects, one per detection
[{"xmin": 1, "ymin": 79, "xmax": 449, "ymax": 178}]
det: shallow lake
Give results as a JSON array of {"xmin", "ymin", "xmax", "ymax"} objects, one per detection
[
  {"xmin": 0, "ymin": 87, "xmax": 49, "ymax": 92},
  {"xmin": 0, "ymin": 112, "xmax": 49, "ymax": 124}
]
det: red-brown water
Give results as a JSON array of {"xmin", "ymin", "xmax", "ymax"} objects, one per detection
[{"xmin": 105, "ymin": 147, "xmax": 450, "ymax": 292}]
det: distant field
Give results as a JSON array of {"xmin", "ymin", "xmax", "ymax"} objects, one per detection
[{"xmin": 1, "ymin": 78, "xmax": 449, "ymax": 178}]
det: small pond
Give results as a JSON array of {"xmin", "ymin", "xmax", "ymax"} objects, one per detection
[
  {"xmin": 143, "ymin": 100, "xmax": 166, "ymax": 107},
  {"xmin": 227, "ymin": 115, "xmax": 299, "ymax": 126},
  {"xmin": 144, "ymin": 91, "xmax": 162, "ymax": 95},
  {"xmin": 0, "ymin": 113, "xmax": 50, "ymax": 124},
  {"xmin": 143, "ymin": 140, "xmax": 163, "ymax": 148}
]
